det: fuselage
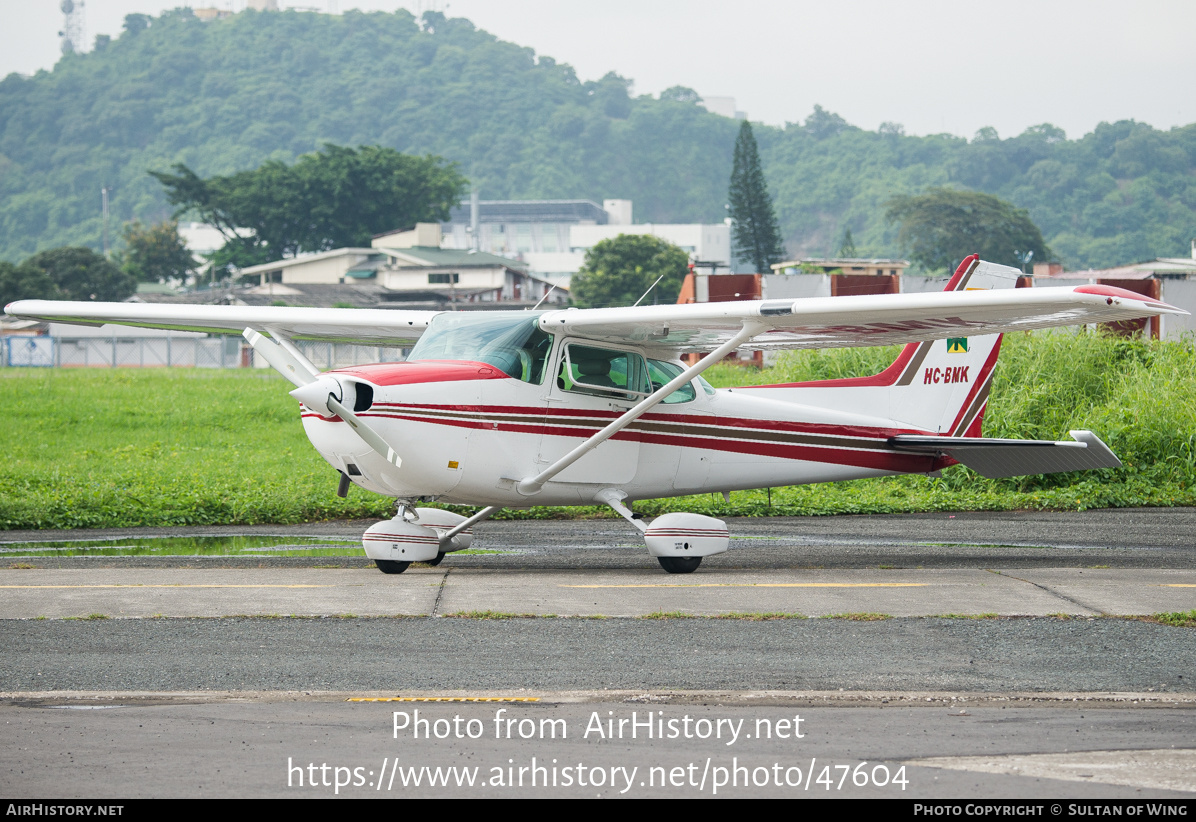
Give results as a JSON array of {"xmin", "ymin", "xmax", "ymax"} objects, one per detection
[{"xmin": 300, "ymin": 319, "xmax": 941, "ymax": 507}]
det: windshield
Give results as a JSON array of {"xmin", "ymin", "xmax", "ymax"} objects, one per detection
[{"xmin": 408, "ymin": 312, "xmax": 552, "ymax": 384}]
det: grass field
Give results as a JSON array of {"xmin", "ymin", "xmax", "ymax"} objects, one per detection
[{"xmin": 2, "ymin": 331, "xmax": 1193, "ymax": 530}]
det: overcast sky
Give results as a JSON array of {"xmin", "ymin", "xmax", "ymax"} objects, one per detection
[{"xmin": 4, "ymin": 0, "xmax": 1194, "ymax": 141}]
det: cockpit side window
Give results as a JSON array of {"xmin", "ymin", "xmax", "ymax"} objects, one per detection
[{"xmin": 646, "ymin": 359, "xmax": 696, "ymax": 404}]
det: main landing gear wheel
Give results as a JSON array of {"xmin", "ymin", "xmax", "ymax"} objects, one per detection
[
  {"xmin": 374, "ymin": 559, "xmax": 411, "ymax": 574},
  {"xmin": 657, "ymin": 556, "xmax": 702, "ymax": 574},
  {"xmin": 423, "ymin": 552, "xmax": 447, "ymax": 567}
]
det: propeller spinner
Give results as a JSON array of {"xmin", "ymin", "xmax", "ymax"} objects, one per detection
[{"xmin": 242, "ymin": 328, "xmax": 402, "ymax": 468}]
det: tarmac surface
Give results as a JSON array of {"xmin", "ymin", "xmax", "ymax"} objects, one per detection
[
  {"xmin": 6, "ymin": 508, "xmax": 1196, "ymax": 569},
  {"xmin": 2, "ymin": 509, "xmax": 1194, "ymax": 798}
]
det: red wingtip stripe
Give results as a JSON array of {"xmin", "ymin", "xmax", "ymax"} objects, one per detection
[{"xmin": 1073, "ymin": 284, "xmax": 1175, "ymax": 309}]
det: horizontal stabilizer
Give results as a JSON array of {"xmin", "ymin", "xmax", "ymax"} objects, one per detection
[{"xmin": 889, "ymin": 429, "xmax": 1121, "ymax": 478}]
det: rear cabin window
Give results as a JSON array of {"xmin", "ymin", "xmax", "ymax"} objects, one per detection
[{"xmin": 559, "ymin": 344, "xmax": 650, "ymax": 399}]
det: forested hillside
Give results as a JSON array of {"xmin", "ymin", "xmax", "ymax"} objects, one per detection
[{"xmin": 2, "ymin": 7, "xmax": 1194, "ymax": 270}]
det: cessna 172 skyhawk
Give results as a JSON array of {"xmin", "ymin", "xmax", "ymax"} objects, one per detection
[{"xmin": 6, "ymin": 256, "xmax": 1185, "ymax": 573}]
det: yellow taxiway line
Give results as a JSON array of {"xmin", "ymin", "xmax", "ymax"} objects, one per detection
[
  {"xmin": 347, "ymin": 697, "xmax": 540, "ymax": 703},
  {"xmin": 0, "ymin": 584, "xmax": 335, "ymax": 589},
  {"xmin": 561, "ymin": 583, "xmax": 929, "ymax": 589}
]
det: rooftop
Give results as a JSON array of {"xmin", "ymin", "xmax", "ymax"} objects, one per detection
[
  {"xmin": 237, "ymin": 248, "xmax": 377, "ymax": 276},
  {"xmin": 771, "ymin": 257, "xmax": 910, "ymax": 272},
  {"xmin": 445, "ymin": 199, "xmax": 609, "ymax": 225},
  {"xmin": 383, "ymin": 246, "xmax": 528, "ymax": 270}
]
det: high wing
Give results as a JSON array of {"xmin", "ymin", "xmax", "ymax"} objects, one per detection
[
  {"xmin": 2, "ymin": 300, "xmax": 439, "ymax": 347},
  {"xmin": 537, "ymin": 282, "xmax": 1184, "ymax": 354},
  {"xmin": 5, "ymin": 259, "xmax": 1185, "ymax": 352}
]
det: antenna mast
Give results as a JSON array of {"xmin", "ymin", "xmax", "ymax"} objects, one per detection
[
  {"xmin": 101, "ymin": 186, "xmax": 111, "ymax": 257},
  {"xmin": 59, "ymin": 0, "xmax": 87, "ymax": 55}
]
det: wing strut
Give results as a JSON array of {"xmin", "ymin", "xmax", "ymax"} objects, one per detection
[
  {"xmin": 242, "ymin": 328, "xmax": 317, "ymax": 388},
  {"xmin": 516, "ymin": 321, "xmax": 768, "ymax": 496},
  {"xmin": 440, "ymin": 505, "xmax": 501, "ymax": 544}
]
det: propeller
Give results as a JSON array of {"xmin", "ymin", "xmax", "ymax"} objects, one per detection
[{"xmin": 243, "ymin": 328, "xmax": 402, "ymax": 468}]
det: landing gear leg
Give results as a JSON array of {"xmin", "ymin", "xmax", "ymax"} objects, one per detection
[{"xmin": 595, "ymin": 489, "xmax": 730, "ymax": 574}]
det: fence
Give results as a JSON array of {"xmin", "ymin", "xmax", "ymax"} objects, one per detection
[{"xmin": 2, "ymin": 335, "xmax": 408, "ymax": 370}]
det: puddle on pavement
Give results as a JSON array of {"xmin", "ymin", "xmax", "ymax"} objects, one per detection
[{"xmin": 0, "ymin": 535, "xmax": 362, "ymax": 557}]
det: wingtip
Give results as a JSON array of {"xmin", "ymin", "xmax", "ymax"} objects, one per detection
[{"xmin": 1072, "ymin": 284, "xmax": 1185, "ymax": 314}]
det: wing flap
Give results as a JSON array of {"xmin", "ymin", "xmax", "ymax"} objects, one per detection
[
  {"xmin": 890, "ymin": 429, "xmax": 1122, "ymax": 478},
  {"xmin": 3, "ymin": 300, "xmax": 439, "ymax": 346}
]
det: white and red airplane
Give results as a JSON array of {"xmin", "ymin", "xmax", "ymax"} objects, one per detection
[{"xmin": 6, "ymin": 255, "xmax": 1185, "ymax": 574}]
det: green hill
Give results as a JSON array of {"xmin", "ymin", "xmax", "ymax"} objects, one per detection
[{"xmin": 1, "ymin": 7, "xmax": 1194, "ymax": 270}]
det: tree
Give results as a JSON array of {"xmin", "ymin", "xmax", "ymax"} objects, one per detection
[
  {"xmin": 838, "ymin": 227, "xmax": 858, "ymax": 257},
  {"xmin": 0, "ymin": 260, "xmax": 60, "ymax": 306},
  {"xmin": 3, "ymin": 8, "xmax": 1193, "ymax": 271},
  {"xmin": 569, "ymin": 234, "xmax": 689, "ymax": 309},
  {"xmin": 150, "ymin": 144, "xmax": 468, "ymax": 262},
  {"xmin": 804, "ymin": 104, "xmax": 850, "ymax": 139},
  {"xmin": 660, "ymin": 86, "xmax": 701, "ymax": 104},
  {"xmin": 17, "ymin": 247, "xmax": 136, "ymax": 302},
  {"xmin": 119, "ymin": 220, "xmax": 195, "ymax": 282},
  {"xmin": 206, "ymin": 238, "xmax": 273, "ymax": 281},
  {"xmin": 885, "ymin": 187, "xmax": 1050, "ymax": 273},
  {"xmin": 122, "ymin": 13, "xmax": 150, "ymax": 34},
  {"xmin": 728, "ymin": 121, "xmax": 785, "ymax": 273}
]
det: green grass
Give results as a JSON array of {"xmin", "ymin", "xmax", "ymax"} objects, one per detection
[
  {"xmin": 932, "ymin": 613, "xmax": 1000, "ymax": 620},
  {"xmin": 441, "ymin": 610, "xmax": 549, "ymax": 619},
  {"xmin": 1147, "ymin": 610, "xmax": 1196, "ymax": 628},
  {"xmin": 713, "ymin": 611, "xmax": 807, "ymax": 620},
  {"xmin": 2, "ymin": 331, "xmax": 1194, "ymax": 530},
  {"xmin": 822, "ymin": 612, "xmax": 892, "ymax": 621}
]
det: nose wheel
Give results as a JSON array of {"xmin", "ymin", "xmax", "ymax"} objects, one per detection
[{"xmin": 657, "ymin": 556, "xmax": 702, "ymax": 574}]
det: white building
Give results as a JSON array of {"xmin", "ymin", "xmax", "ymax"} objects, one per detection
[
  {"xmin": 699, "ymin": 96, "xmax": 747, "ymax": 120},
  {"xmin": 235, "ymin": 223, "xmax": 566, "ymax": 309},
  {"xmin": 440, "ymin": 197, "xmax": 731, "ymax": 286},
  {"xmin": 177, "ymin": 222, "xmax": 233, "ymax": 257}
]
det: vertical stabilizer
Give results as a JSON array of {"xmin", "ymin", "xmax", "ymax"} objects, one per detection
[
  {"xmin": 735, "ymin": 255, "xmax": 1022, "ymax": 435},
  {"xmin": 886, "ymin": 256, "xmax": 1019, "ymax": 434}
]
